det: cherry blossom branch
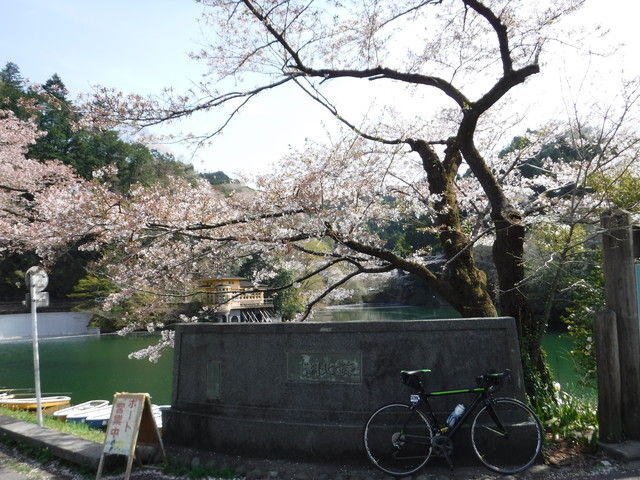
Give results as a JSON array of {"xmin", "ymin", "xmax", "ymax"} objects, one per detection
[
  {"xmin": 376, "ymin": 0, "xmax": 442, "ymax": 31},
  {"xmin": 239, "ymin": 0, "xmax": 470, "ymax": 108},
  {"xmin": 292, "ymin": 244, "xmax": 372, "ymax": 264},
  {"xmin": 305, "ymin": 66, "xmax": 470, "ymax": 109},
  {"xmin": 91, "ymin": 76, "xmax": 298, "ymax": 127},
  {"xmin": 325, "ymin": 225, "xmax": 457, "ymax": 301},
  {"xmin": 462, "ymin": 0, "xmax": 513, "ymax": 74},
  {"xmin": 146, "ymin": 207, "xmax": 306, "ymax": 233},
  {"xmin": 293, "ymin": 77, "xmax": 405, "ymax": 145},
  {"xmin": 297, "ymin": 263, "xmax": 395, "ymax": 321}
]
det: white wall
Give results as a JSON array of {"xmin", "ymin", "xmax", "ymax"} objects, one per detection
[{"xmin": 0, "ymin": 312, "xmax": 99, "ymax": 340}]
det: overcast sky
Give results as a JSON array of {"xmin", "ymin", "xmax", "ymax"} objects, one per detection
[{"xmin": 2, "ymin": 0, "xmax": 639, "ymax": 177}]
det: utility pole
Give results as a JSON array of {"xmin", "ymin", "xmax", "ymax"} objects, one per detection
[{"xmin": 24, "ymin": 266, "xmax": 49, "ymax": 427}]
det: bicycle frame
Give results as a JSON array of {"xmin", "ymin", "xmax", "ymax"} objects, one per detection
[
  {"xmin": 365, "ymin": 369, "xmax": 542, "ymax": 476},
  {"xmin": 414, "ymin": 385, "xmax": 500, "ymax": 439}
]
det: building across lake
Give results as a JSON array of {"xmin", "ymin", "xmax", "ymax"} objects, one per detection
[{"xmin": 199, "ymin": 277, "xmax": 275, "ymax": 323}]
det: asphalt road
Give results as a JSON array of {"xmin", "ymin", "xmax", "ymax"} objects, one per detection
[{"xmin": 3, "ymin": 442, "xmax": 640, "ymax": 480}]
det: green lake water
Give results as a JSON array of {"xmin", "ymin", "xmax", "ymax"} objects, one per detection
[
  {"xmin": 0, "ymin": 334, "xmax": 173, "ymax": 405},
  {"xmin": 0, "ymin": 305, "xmax": 589, "ymax": 405}
]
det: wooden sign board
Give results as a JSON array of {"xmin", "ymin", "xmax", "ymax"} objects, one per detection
[{"xmin": 96, "ymin": 393, "xmax": 166, "ymax": 480}]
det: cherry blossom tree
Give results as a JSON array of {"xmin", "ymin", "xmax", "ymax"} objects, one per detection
[
  {"xmin": 7, "ymin": 0, "xmax": 639, "ymax": 404},
  {"xmin": 86, "ymin": 0, "xmax": 595, "ymax": 400}
]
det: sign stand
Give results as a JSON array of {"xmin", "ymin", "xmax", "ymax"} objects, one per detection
[{"xmin": 95, "ymin": 393, "xmax": 166, "ymax": 480}]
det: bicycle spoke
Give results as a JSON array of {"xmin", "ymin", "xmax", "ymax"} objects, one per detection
[
  {"xmin": 364, "ymin": 403, "xmax": 434, "ymax": 476},
  {"xmin": 471, "ymin": 398, "xmax": 542, "ymax": 474}
]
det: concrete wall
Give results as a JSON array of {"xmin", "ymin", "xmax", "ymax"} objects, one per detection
[
  {"xmin": 0, "ymin": 312, "xmax": 99, "ymax": 340},
  {"xmin": 164, "ymin": 317, "xmax": 525, "ymax": 462}
]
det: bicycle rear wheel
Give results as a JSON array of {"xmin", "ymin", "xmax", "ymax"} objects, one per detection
[
  {"xmin": 471, "ymin": 397, "xmax": 542, "ymax": 474},
  {"xmin": 363, "ymin": 403, "xmax": 433, "ymax": 476}
]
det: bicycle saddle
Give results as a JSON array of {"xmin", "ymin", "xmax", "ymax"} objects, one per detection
[{"xmin": 476, "ymin": 369, "xmax": 511, "ymax": 388}]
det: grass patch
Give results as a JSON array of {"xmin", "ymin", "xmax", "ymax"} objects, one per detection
[
  {"xmin": 0, "ymin": 406, "xmax": 105, "ymax": 443},
  {"xmin": 0, "ymin": 434, "xmax": 52, "ymax": 463}
]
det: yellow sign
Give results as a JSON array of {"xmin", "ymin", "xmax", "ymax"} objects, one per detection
[{"xmin": 96, "ymin": 393, "xmax": 166, "ymax": 480}]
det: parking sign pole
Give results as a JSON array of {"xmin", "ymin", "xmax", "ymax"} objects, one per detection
[
  {"xmin": 30, "ymin": 282, "xmax": 43, "ymax": 426},
  {"xmin": 25, "ymin": 266, "xmax": 48, "ymax": 428}
]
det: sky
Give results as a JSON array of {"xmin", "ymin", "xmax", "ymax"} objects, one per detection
[{"xmin": 2, "ymin": 0, "xmax": 640, "ymax": 177}]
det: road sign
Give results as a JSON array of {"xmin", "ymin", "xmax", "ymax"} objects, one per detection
[
  {"xmin": 23, "ymin": 292, "xmax": 49, "ymax": 308},
  {"xmin": 96, "ymin": 393, "xmax": 166, "ymax": 480},
  {"xmin": 25, "ymin": 266, "xmax": 48, "ymax": 292}
]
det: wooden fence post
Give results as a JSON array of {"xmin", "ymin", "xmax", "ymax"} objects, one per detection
[
  {"xmin": 594, "ymin": 310, "xmax": 623, "ymax": 443},
  {"xmin": 601, "ymin": 209, "xmax": 640, "ymax": 439}
]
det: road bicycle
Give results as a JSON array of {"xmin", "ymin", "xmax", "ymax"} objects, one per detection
[{"xmin": 363, "ymin": 368, "xmax": 542, "ymax": 476}]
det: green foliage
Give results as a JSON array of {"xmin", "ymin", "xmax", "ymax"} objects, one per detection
[
  {"xmin": 237, "ymin": 254, "xmax": 268, "ymax": 279},
  {"xmin": 524, "ymin": 223, "xmax": 592, "ymax": 326},
  {"xmin": 500, "ymin": 130, "xmax": 597, "ymax": 180},
  {"xmin": 561, "ymin": 257, "xmax": 604, "ymax": 382},
  {"xmin": 270, "ymin": 270, "xmax": 304, "ymax": 321},
  {"xmin": 69, "ymin": 274, "xmax": 165, "ymax": 332},
  {"xmin": 0, "ymin": 62, "xmax": 24, "ymax": 90},
  {"xmin": 200, "ymin": 171, "xmax": 234, "ymax": 185},
  {"xmin": 369, "ymin": 215, "xmax": 439, "ymax": 257},
  {"xmin": 535, "ymin": 390, "xmax": 598, "ymax": 446},
  {"xmin": 69, "ymin": 275, "xmax": 118, "ymax": 307},
  {"xmin": 0, "ymin": 61, "xmax": 217, "ymax": 307},
  {"xmin": 588, "ymin": 171, "xmax": 640, "ymax": 212},
  {"xmin": 0, "ymin": 61, "xmax": 199, "ymax": 194},
  {"xmin": 237, "ymin": 256, "xmax": 304, "ymax": 321}
]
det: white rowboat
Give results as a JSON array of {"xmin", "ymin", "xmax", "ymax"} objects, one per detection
[
  {"xmin": 67, "ymin": 404, "xmax": 112, "ymax": 424},
  {"xmin": 53, "ymin": 400, "xmax": 109, "ymax": 420},
  {"xmin": 84, "ymin": 405, "xmax": 114, "ymax": 429}
]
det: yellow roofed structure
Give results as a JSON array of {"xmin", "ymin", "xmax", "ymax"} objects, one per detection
[{"xmin": 199, "ymin": 277, "xmax": 275, "ymax": 323}]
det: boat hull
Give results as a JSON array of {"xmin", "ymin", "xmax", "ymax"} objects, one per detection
[{"xmin": 0, "ymin": 396, "xmax": 71, "ymax": 413}]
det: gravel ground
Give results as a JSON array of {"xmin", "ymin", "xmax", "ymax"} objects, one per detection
[{"xmin": 2, "ymin": 441, "xmax": 640, "ymax": 480}]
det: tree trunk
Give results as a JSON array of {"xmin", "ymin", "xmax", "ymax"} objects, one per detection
[
  {"xmin": 409, "ymin": 138, "xmax": 497, "ymax": 318},
  {"xmin": 458, "ymin": 117, "xmax": 554, "ymax": 406},
  {"xmin": 492, "ymin": 213, "xmax": 554, "ymax": 404}
]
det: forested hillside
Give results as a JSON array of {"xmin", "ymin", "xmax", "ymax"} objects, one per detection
[{"xmin": 0, "ymin": 61, "xmax": 231, "ymax": 307}]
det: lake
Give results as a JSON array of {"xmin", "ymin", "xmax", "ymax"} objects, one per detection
[
  {"xmin": 0, "ymin": 305, "xmax": 588, "ymax": 404},
  {"xmin": 0, "ymin": 334, "xmax": 174, "ymax": 404}
]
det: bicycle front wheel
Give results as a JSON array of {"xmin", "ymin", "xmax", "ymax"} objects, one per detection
[
  {"xmin": 471, "ymin": 397, "xmax": 542, "ymax": 474},
  {"xmin": 363, "ymin": 403, "xmax": 433, "ymax": 476}
]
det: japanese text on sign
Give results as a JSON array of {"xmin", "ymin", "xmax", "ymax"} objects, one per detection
[{"xmin": 103, "ymin": 395, "xmax": 143, "ymax": 455}]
